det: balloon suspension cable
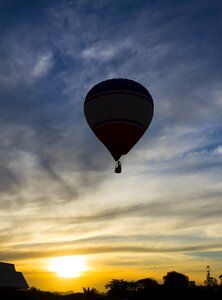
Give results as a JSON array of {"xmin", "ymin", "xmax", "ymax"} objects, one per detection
[{"xmin": 115, "ymin": 160, "xmax": 122, "ymax": 173}]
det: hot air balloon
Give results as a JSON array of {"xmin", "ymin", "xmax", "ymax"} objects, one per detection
[{"xmin": 84, "ymin": 78, "xmax": 154, "ymax": 173}]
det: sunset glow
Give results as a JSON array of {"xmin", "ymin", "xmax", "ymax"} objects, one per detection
[{"xmin": 48, "ymin": 256, "xmax": 88, "ymax": 278}]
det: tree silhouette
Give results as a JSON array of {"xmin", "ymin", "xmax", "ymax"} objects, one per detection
[
  {"xmin": 136, "ymin": 278, "xmax": 158, "ymax": 289},
  {"xmin": 135, "ymin": 278, "xmax": 158, "ymax": 291},
  {"xmin": 163, "ymin": 271, "xmax": 189, "ymax": 290},
  {"xmin": 134, "ymin": 278, "xmax": 159, "ymax": 298},
  {"xmin": 219, "ymin": 275, "xmax": 222, "ymax": 285},
  {"xmin": 204, "ymin": 276, "xmax": 218, "ymax": 287},
  {"xmin": 82, "ymin": 287, "xmax": 99, "ymax": 298},
  {"xmin": 204, "ymin": 266, "xmax": 218, "ymax": 288},
  {"xmin": 105, "ymin": 279, "xmax": 135, "ymax": 297}
]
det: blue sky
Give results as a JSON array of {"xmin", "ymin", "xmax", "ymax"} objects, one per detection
[{"xmin": 0, "ymin": 0, "xmax": 222, "ymax": 291}]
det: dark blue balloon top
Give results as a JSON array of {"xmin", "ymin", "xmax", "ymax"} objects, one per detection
[{"xmin": 86, "ymin": 78, "xmax": 153, "ymax": 103}]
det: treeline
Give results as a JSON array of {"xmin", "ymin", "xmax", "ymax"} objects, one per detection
[{"xmin": 1, "ymin": 270, "xmax": 222, "ymax": 300}]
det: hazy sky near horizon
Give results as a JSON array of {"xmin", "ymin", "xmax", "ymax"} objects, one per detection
[{"xmin": 0, "ymin": 0, "xmax": 222, "ymax": 292}]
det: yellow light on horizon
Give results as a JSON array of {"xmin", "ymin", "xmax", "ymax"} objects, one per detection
[{"xmin": 48, "ymin": 256, "xmax": 88, "ymax": 278}]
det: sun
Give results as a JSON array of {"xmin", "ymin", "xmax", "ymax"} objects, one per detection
[{"xmin": 48, "ymin": 256, "xmax": 88, "ymax": 278}]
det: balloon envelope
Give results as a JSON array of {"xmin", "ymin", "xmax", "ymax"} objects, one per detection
[{"xmin": 84, "ymin": 78, "xmax": 154, "ymax": 161}]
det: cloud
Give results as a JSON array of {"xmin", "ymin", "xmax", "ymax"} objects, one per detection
[
  {"xmin": 31, "ymin": 52, "xmax": 53, "ymax": 78},
  {"xmin": 213, "ymin": 145, "xmax": 222, "ymax": 155},
  {"xmin": 0, "ymin": 164, "xmax": 20, "ymax": 193},
  {"xmin": 81, "ymin": 38, "xmax": 133, "ymax": 62},
  {"xmin": 1, "ymin": 240, "xmax": 222, "ymax": 262},
  {"xmin": 0, "ymin": 31, "xmax": 54, "ymax": 88}
]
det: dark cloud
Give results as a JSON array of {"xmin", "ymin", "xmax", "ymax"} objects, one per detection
[
  {"xmin": 0, "ymin": 165, "xmax": 20, "ymax": 192},
  {"xmin": 3, "ymin": 191, "xmax": 222, "ymax": 228},
  {"xmin": 0, "ymin": 0, "xmax": 221, "ymax": 180},
  {"xmin": 2, "ymin": 241, "xmax": 222, "ymax": 261},
  {"xmin": 10, "ymin": 232, "xmax": 220, "ymax": 253}
]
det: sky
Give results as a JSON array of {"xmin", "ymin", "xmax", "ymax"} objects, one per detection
[{"xmin": 0, "ymin": 0, "xmax": 222, "ymax": 293}]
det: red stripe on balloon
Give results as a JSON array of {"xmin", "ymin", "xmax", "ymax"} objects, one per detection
[{"xmin": 94, "ymin": 122, "xmax": 145, "ymax": 161}]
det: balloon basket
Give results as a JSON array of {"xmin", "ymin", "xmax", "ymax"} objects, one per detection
[{"xmin": 115, "ymin": 161, "xmax": 122, "ymax": 173}]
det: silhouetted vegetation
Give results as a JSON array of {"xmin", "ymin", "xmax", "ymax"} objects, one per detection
[
  {"xmin": 163, "ymin": 270, "xmax": 189, "ymax": 290},
  {"xmin": 82, "ymin": 287, "xmax": 100, "ymax": 299},
  {"xmin": 1, "ymin": 270, "xmax": 222, "ymax": 300}
]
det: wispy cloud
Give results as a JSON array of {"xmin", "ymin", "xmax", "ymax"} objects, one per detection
[
  {"xmin": 0, "ymin": 31, "xmax": 54, "ymax": 87},
  {"xmin": 31, "ymin": 52, "xmax": 53, "ymax": 78}
]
